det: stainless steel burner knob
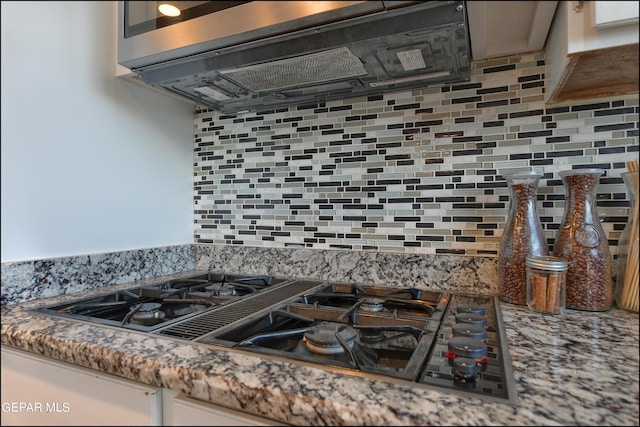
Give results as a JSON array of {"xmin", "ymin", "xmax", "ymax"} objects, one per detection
[
  {"xmin": 447, "ymin": 337, "xmax": 488, "ymax": 359},
  {"xmin": 452, "ymin": 357, "xmax": 481, "ymax": 378},
  {"xmin": 452, "ymin": 323, "xmax": 487, "ymax": 340},
  {"xmin": 456, "ymin": 304, "xmax": 486, "ymax": 315},
  {"xmin": 454, "ymin": 312, "xmax": 487, "ymax": 326}
]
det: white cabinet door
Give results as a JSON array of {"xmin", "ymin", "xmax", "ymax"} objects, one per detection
[
  {"xmin": 593, "ymin": 1, "xmax": 639, "ymax": 29},
  {"xmin": 162, "ymin": 390, "xmax": 287, "ymax": 426},
  {"xmin": 1, "ymin": 346, "xmax": 162, "ymax": 426}
]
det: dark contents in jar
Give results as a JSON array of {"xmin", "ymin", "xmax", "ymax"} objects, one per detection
[
  {"xmin": 554, "ymin": 172, "xmax": 612, "ymax": 311},
  {"xmin": 499, "ymin": 181, "xmax": 548, "ymax": 305}
]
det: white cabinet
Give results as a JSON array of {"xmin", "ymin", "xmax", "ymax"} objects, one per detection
[
  {"xmin": 1, "ymin": 346, "xmax": 162, "ymax": 426},
  {"xmin": 592, "ymin": 1, "xmax": 639, "ymax": 29},
  {"xmin": 545, "ymin": 0, "xmax": 639, "ymax": 104},
  {"xmin": 162, "ymin": 390, "xmax": 286, "ymax": 426},
  {"xmin": 1, "ymin": 346, "xmax": 286, "ymax": 426},
  {"xmin": 466, "ymin": 1, "xmax": 558, "ymax": 60}
]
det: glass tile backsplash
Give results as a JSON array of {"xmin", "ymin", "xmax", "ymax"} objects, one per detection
[{"xmin": 193, "ymin": 52, "xmax": 639, "ymax": 257}]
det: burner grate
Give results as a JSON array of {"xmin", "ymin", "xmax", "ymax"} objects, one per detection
[{"xmin": 156, "ymin": 280, "xmax": 323, "ymax": 340}]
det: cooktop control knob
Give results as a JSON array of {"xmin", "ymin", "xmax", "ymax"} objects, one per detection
[
  {"xmin": 456, "ymin": 304, "xmax": 486, "ymax": 315},
  {"xmin": 455, "ymin": 312, "xmax": 487, "ymax": 326},
  {"xmin": 447, "ymin": 337, "xmax": 488, "ymax": 360},
  {"xmin": 452, "ymin": 357, "xmax": 482, "ymax": 379},
  {"xmin": 452, "ymin": 323, "xmax": 487, "ymax": 341}
]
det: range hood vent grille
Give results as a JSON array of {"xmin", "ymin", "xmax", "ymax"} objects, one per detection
[{"xmin": 220, "ymin": 47, "xmax": 367, "ymax": 92}]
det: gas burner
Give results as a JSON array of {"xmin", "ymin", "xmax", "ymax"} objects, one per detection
[
  {"xmin": 136, "ymin": 302, "xmax": 162, "ymax": 312},
  {"xmin": 303, "ymin": 322, "xmax": 357, "ymax": 355},
  {"xmin": 359, "ymin": 298, "xmax": 385, "ymax": 312},
  {"xmin": 167, "ymin": 304, "xmax": 207, "ymax": 317},
  {"xmin": 204, "ymin": 283, "xmax": 236, "ymax": 296},
  {"xmin": 358, "ymin": 327, "xmax": 385, "ymax": 342},
  {"xmin": 217, "ymin": 285, "xmax": 236, "ymax": 296},
  {"xmin": 126, "ymin": 302, "xmax": 166, "ymax": 326}
]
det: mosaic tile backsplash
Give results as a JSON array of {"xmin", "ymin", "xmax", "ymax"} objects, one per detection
[{"xmin": 193, "ymin": 52, "xmax": 639, "ymax": 257}]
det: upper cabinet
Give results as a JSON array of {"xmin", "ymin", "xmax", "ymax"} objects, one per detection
[
  {"xmin": 467, "ymin": 1, "xmax": 558, "ymax": 60},
  {"xmin": 545, "ymin": 0, "xmax": 639, "ymax": 104}
]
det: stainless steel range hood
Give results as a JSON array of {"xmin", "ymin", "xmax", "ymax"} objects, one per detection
[{"xmin": 117, "ymin": 1, "xmax": 471, "ymax": 114}]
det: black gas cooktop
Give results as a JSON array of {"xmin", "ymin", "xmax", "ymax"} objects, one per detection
[
  {"xmin": 34, "ymin": 271, "xmax": 518, "ymax": 405},
  {"xmin": 36, "ymin": 272, "xmax": 287, "ymax": 332}
]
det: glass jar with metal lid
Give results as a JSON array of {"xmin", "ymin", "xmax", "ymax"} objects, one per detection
[{"xmin": 526, "ymin": 255, "xmax": 568, "ymax": 314}]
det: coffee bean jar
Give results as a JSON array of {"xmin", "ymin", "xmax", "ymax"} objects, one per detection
[
  {"xmin": 498, "ymin": 171, "xmax": 549, "ymax": 305},
  {"xmin": 554, "ymin": 169, "xmax": 613, "ymax": 311}
]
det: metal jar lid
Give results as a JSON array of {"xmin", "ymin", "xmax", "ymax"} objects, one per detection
[{"xmin": 525, "ymin": 255, "xmax": 568, "ymax": 272}]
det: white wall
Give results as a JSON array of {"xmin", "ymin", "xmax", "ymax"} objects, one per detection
[{"xmin": 1, "ymin": 1, "xmax": 195, "ymax": 263}]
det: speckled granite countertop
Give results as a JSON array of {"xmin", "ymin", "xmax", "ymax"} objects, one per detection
[{"xmin": 1, "ymin": 271, "xmax": 638, "ymax": 426}]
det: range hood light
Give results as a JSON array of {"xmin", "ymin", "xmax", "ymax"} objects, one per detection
[
  {"xmin": 193, "ymin": 86, "xmax": 232, "ymax": 101},
  {"xmin": 368, "ymin": 70, "xmax": 451, "ymax": 88},
  {"xmin": 158, "ymin": 3, "xmax": 181, "ymax": 17}
]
